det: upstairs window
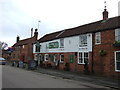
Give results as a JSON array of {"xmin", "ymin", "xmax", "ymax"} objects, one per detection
[
  {"xmin": 115, "ymin": 29, "xmax": 120, "ymax": 42},
  {"xmin": 115, "ymin": 51, "xmax": 120, "ymax": 72},
  {"xmin": 60, "ymin": 38, "xmax": 64, "ymax": 48},
  {"xmin": 95, "ymin": 32, "xmax": 101, "ymax": 44},
  {"xmin": 35, "ymin": 44, "xmax": 40, "ymax": 52},
  {"xmin": 79, "ymin": 35, "xmax": 87, "ymax": 47}
]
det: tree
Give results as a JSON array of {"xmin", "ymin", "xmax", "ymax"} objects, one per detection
[{"xmin": 0, "ymin": 41, "xmax": 8, "ymax": 57}]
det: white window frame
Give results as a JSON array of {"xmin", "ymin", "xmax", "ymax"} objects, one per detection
[
  {"xmin": 115, "ymin": 51, "xmax": 120, "ymax": 72},
  {"xmin": 95, "ymin": 32, "xmax": 101, "ymax": 44},
  {"xmin": 115, "ymin": 28, "xmax": 120, "ymax": 42},
  {"xmin": 60, "ymin": 38, "xmax": 64, "ymax": 48},
  {"xmin": 60, "ymin": 54, "xmax": 64, "ymax": 63},
  {"xmin": 45, "ymin": 54, "xmax": 49, "ymax": 61},
  {"xmin": 79, "ymin": 34, "xmax": 87, "ymax": 47},
  {"xmin": 78, "ymin": 52, "xmax": 89, "ymax": 64},
  {"xmin": 22, "ymin": 45, "xmax": 25, "ymax": 48}
]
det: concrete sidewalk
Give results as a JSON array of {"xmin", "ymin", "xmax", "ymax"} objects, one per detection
[{"xmin": 33, "ymin": 67, "xmax": 120, "ymax": 89}]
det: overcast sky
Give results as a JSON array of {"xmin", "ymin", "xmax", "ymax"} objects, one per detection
[{"xmin": 0, "ymin": 0, "xmax": 120, "ymax": 47}]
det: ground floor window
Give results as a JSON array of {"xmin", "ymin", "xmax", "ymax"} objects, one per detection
[
  {"xmin": 54, "ymin": 54, "xmax": 57, "ymax": 62},
  {"xmin": 34, "ymin": 54, "xmax": 38, "ymax": 61},
  {"xmin": 45, "ymin": 54, "xmax": 49, "ymax": 61},
  {"xmin": 40, "ymin": 54, "xmax": 44, "ymax": 61},
  {"xmin": 78, "ymin": 52, "xmax": 89, "ymax": 64},
  {"xmin": 115, "ymin": 51, "xmax": 120, "ymax": 72},
  {"xmin": 60, "ymin": 54, "xmax": 64, "ymax": 63}
]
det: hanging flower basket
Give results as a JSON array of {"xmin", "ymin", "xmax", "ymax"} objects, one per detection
[
  {"xmin": 99, "ymin": 49, "xmax": 106, "ymax": 56},
  {"xmin": 113, "ymin": 41, "xmax": 120, "ymax": 47}
]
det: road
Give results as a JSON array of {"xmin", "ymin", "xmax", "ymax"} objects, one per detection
[
  {"xmin": 0, "ymin": 65, "xmax": 2, "ymax": 90},
  {"xmin": 2, "ymin": 65, "xmax": 110, "ymax": 89}
]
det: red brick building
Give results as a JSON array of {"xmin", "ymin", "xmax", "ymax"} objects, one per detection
[
  {"xmin": 11, "ymin": 29, "xmax": 38, "ymax": 63},
  {"xmin": 33, "ymin": 8, "xmax": 120, "ymax": 78}
]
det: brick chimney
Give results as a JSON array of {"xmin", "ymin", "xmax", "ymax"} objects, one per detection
[
  {"xmin": 102, "ymin": 9, "xmax": 108, "ymax": 20},
  {"xmin": 16, "ymin": 35, "xmax": 20, "ymax": 43},
  {"xmin": 102, "ymin": 1, "xmax": 108, "ymax": 20},
  {"xmin": 34, "ymin": 29, "xmax": 38, "ymax": 40}
]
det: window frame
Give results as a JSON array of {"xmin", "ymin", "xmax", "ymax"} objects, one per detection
[
  {"xmin": 78, "ymin": 52, "xmax": 89, "ymax": 64},
  {"xmin": 115, "ymin": 51, "xmax": 120, "ymax": 72},
  {"xmin": 79, "ymin": 34, "xmax": 87, "ymax": 47},
  {"xmin": 95, "ymin": 32, "xmax": 101, "ymax": 44},
  {"xmin": 22, "ymin": 45, "xmax": 25, "ymax": 49}
]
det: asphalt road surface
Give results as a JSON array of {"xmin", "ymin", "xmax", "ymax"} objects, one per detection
[{"xmin": 2, "ymin": 65, "xmax": 110, "ymax": 89}]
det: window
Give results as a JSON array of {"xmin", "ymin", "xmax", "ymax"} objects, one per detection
[
  {"xmin": 45, "ymin": 54, "xmax": 49, "ymax": 61},
  {"xmin": 54, "ymin": 54, "xmax": 57, "ymax": 62},
  {"xmin": 13, "ymin": 54, "xmax": 15, "ymax": 58},
  {"xmin": 115, "ymin": 51, "xmax": 120, "ymax": 71},
  {"xmin": 22, "ymin": 45, "xmax": 25, "ymax": 48},
  {"xmin": 40, "ymin": 54, "xmax": 44, "ymax": 61},
  {"xmin": 35, "ymin": 45, "xmax": 40, "ymax": 52},
  {"xmin": 78, "ymin": 52, "xmax": 83, "ymax": 63},
  {"xmin": 34, "ymin": 54, "xmax": 38, "ymax": 61},
  {"xmin": 79, "ymin": 35, "xmax": 87, "ymax": 47},
  {"xmin": 115, "ymin": 29, "xmax": 120, "ymax": 42},
  {"xmin": 60, "ymin": 38, "xmax": 64, "ymax": 48},
  {"xmin": 95, "ymin": 32, "xmax": 101, "ymax": 44},
  {"xmin": 78, "ymin": 52, "xmax": 89, "ymax": 64},
  {"xmin": 84, "ymin": 52, "xmax": 89, "ymax": 64},
  {"xmin": 60, "ymin": 54, "xmax": 64, "ymax": 63}
]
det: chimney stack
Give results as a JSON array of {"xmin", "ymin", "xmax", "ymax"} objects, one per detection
[
  {"xmin": 103, "ymin": 9, "xmax": 108, "ymax": 20},
  {"xmin": 16, "ymin": 35, "xmax": 20, "ymax": 43},
  {"xmin": 102, "ymin": 1, "xmax": 108, "ymax": 20},
  {"xmin": 34, "ymin": 29, "xmax": 38, "ymax": 40}
]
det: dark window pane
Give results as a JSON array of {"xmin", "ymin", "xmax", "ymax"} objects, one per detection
[
  {"xmin": 116, "ymin": 52, "xmax": 120, "ymax": 61},
  {"xmin": 117, "ymin": 62, "xmax": 120, "ymax": 70}
]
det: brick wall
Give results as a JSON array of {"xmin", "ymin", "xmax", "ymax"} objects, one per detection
[
  {"xmin": 38, "ymin": 52, "xmax": 92, "ymax": 73},
  {"xmin": 93, "ymin": 29, "xmax": 120, "ymax": 77}
]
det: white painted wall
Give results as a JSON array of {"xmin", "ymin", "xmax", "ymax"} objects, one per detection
[{"xmin": 33, "ymin": 33, "xmax": 92, "ymax": 53}]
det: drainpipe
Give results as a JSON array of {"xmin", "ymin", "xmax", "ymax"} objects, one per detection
[{"xmin": 91, "ymin": 33, "xmax": 95, "ymax": 74}]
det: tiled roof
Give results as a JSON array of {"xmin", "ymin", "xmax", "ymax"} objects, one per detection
[
  {"xmin": 13, "ymin": 37, "xmax": 35, "ymax": 47},
  {"xmin": 39, "ymin": 16, "xmax": 120, "ymax": 43}
]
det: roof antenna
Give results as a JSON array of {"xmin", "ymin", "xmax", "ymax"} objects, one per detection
[{"xmin": 104, "ymin": 1, "xmax": 107, "ymax": 10}]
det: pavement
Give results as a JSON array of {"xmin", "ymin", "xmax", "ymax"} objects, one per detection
[
  {"xmin": 32, "ymin": 67, "xmax": 120, "ymax": 89},
  {"xmin": 7, "ymin": 63, "xmax": 120, "ymax": 89}
]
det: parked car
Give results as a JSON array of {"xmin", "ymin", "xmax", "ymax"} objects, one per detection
[{"xmin": 0, "ymin": 57, "xmax": 6, "ymax": 65}]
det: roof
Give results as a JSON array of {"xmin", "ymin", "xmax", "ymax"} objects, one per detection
[
  {"xmin": 39, "ymin": 16, "xmax": 120, "ymax": 43},
  {"xmin": 13, "ymin": 37, "xmax": 35, "ymax": 47}
]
